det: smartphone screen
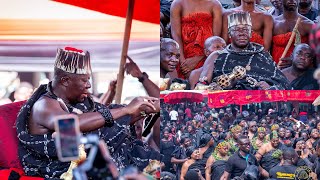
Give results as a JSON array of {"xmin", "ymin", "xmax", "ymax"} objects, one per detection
[{"xmin": 54, "ymin": 114, "xmax": 80, "ymax": 162}]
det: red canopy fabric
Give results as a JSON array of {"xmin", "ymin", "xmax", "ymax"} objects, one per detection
[
  {"xmin": 208, "ymin": 90, "xmax": 320, "ymax": 108},
  {"xmin": 164, "ymin": 91, "xmax": 203, "ymax": 104},
  {"xmin": 53, "ymin": 0, "xmax": 159, "ymax": 24}
]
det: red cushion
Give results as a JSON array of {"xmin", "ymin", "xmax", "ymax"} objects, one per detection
[{"xmin": 0, "ymin": 101, "xmax": 26, "ymax": 169}]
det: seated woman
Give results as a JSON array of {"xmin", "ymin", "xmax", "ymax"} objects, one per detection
[
  {"xmin": 180, "ymin": 146, "xmax": 203, "ymax": 180},
  {"xmin": 205, "ymin": 141, "xmax": 230, "ymax": 180}
]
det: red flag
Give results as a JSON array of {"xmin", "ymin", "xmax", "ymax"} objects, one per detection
[
  {"xmin": 237, "ymin": 90, "xmax": 262, "ymax": 105},
  {"xmin": 208, "ymin": 91, "xmax": 235, "ymax": 108},
  {"xmin": 262, "ymin": 90, "xmax": 286, "ymax": 102},
  {"xmin": 53, "ymin": 0, "xmax": 159, "ymax": 24}
]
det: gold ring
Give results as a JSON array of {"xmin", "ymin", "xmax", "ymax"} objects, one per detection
[{"xmin": 140, "ymin": 111, "xmax": 147, "ymax": 117}]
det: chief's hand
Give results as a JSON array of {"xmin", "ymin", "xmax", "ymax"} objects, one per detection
[
  {"xmin": 140, "ymin": 99, "xmax": 160, "ymax": 114},
  {"xmin": 125, "ymin": 56, "xmax": 143, "ymax": 78},
  {"xmin": 257, "ymin": 81, "xmax": 271, "ymax": 90},
  {"xmin": 126, "ymin": 97, "xmax": 158, "ymax": 117}
]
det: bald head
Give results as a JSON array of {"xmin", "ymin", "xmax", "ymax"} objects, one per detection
[
  {"xmin": 160, "ymin": 38, "xmax": 179, "ymax": 52},
  {"xmin": 204, "ymin": 36, "xmax": 226, "ymax": 56},
  {"xmin": 160, "ymin": 38, "xmax": 180, "ymax": 77},
  {"xmin": 292, "ymin": 43, "xmax": 315, "ymax": 70},
  {"xmin": 282, "ymin": 147, "xmax": 298, "ymax": 165}
]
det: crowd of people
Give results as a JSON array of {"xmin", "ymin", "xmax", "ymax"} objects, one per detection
[
  {"xmin": 160, "ymin": 0, "xmax": 320, "ymax": 90},
  {"xmin": 160, "ymin": 100, "xmax": 320, "ymax": 179}
]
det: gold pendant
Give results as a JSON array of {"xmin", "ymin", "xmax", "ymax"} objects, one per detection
[{"xmin": 246, "ymin": 65, "xmax": 251, "ymax": 71}]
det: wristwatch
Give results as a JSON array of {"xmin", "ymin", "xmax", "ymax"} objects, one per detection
[{"xmin": 138, "ymin": 72, "xmax": 149, "ymax": 83}]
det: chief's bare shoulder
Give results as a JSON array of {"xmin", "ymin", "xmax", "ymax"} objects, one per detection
[{"xmin": 30, "ymin": 95, "xmax": 67, "ymax": 131}]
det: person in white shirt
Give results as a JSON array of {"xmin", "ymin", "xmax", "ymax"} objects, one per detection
[{"xmin": 169, "ymin": 108, "xmax": 179, "ymax": 122}]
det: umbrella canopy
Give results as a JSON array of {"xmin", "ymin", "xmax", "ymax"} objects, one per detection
[
  {"xmin": 53, "ymin": 0, "xmax": 159, "ymax": 24},
  {"xmin": 164, "ymin": 91, "xmax": 204, "ymax": 104}
]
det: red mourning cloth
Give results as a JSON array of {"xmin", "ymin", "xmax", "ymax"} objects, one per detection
[
  {"xmin": 164, "ymin": 91, "xmax": 203, "ymax": 104},
  {"xmin": 251, "ymin": 32, "xmax": 264, "ymax": 47},
  {"xmin": 177, "ymin": 12, "xmax": 213, "ymax": 79},
  {"xmin": 181, "ymin": 13, "xmax": 213, "ymax": 58},
  {"xmin": 208, "ymin": 90, "xmax": 320, "ymax": 107},
  {"xmin": 272, "ymin": 32, "xmax": 309, "ymax": 64},
  {"xmin": 53, "ymin": 0, "xmax": 159, "ymax": 24}
]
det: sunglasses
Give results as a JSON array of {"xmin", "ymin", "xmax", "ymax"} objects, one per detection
[{"xmin": 239, "ymin": 142, "xmax": 251, "ymax": 146}]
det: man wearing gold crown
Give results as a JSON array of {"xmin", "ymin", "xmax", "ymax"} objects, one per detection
[
  {"xmin": 197, "ymin": 12, "xmax": 291, "ymax": 90},
  {"xmin": 16, "ymin": 47, "xmax": 160, "ymax": 178}
]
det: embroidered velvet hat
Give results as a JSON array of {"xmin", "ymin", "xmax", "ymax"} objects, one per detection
[
  {"xmin": 227, "ymin": 12, "xmax": 252, "ymax": 29},
  {"xmin": 54, "ymin": 47, "xmax": 92, "ymax": 75}
]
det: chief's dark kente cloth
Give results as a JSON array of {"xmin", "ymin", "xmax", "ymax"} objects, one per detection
[
  {"xmin": 16, "ymin": 84, "xmax": 69, "ymax": 179},
  {"xmin": 17, "ymin": 83, "xmax": 160, "ymax": 178},
  {"xmin": 291, "ymin": 69, "xmax": 319, "ymax": 90},
  {"xmin": 213, "ymin": 43, "xmax": 291, "ymax": 90}
]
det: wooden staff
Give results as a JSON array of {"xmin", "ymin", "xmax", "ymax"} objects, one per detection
[
  {"xmin": 278, "ymin": 17, "xmax": 301, "ymax": 67},
  {"xmin": 115, "ymin": 0, "xmax": 135, "ymax": 103}
]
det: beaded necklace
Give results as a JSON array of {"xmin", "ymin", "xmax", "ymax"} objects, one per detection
[{"xmin": 221, "ymin": 43, "xmax": 264, "ymax": 74}]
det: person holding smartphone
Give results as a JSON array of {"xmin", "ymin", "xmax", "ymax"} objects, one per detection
[{"xmin": 16, "ymin": 47, "xmax": 160, "ymax": 178}]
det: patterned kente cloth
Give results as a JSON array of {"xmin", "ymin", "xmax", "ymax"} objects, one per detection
[
  {"xmin": 17, "ymin": 83, "xmax": 160, "ymax": 178},
  {"xmin": 177, "ymin": 12, "xmax": 213, "ymax": 79},
  {"xmin": 272, "ymin": 32, "xmax": 309, "ymax": 64},
  {"xmin": 213, "ymin": 43, "xmax": 291, "ymax": 90}
]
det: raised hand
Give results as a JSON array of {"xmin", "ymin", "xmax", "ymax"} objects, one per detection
[{"xmin": 125, "ymin": 55, "xmax": 143, "ymax": 78}]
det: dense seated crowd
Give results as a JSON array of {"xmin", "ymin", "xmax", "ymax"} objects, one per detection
[
  {"xmin": 160, "ymin": 101, "xmax": 320, "ymax": 179},
  {"xmin": 160, "ymin": 0, "xmax": 320, "ymax": 90}
]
